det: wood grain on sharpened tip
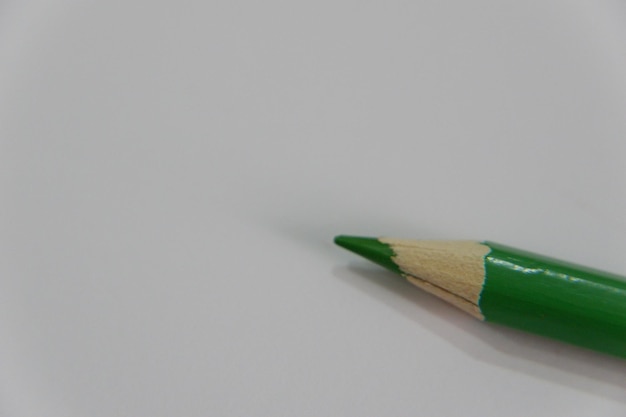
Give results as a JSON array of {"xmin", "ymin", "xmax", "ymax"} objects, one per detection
[{"xmin": 334, "ymin": 235, "xmax": 626, "ymax": 359}]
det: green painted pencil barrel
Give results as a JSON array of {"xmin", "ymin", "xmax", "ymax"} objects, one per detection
[{"xmin": 481, "ymin": 242, "xmax": 626, "ymax": 358}]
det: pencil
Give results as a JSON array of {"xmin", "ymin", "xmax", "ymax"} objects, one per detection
[{"xmin": 334, "ymin": 235, "xmax": 626, "ymax": 358}]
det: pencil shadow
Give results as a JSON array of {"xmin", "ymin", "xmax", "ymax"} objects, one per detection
[{"xmin": 334, "ymin": 264, "xmax": 626, "ymax": 403}]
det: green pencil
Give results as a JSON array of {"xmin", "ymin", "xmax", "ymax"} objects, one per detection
[{"xmin": 335, "ymin": 235, "xmax": 626, "ymax": 359}]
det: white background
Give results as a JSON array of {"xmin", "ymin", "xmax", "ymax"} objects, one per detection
[{"xmin": 1, "ymin": 1, "xmax": 626, "ymax": 416}]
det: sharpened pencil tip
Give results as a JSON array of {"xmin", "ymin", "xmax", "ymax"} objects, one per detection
[{"xmin": 334, "ymin": 235, "xmax": 401, "ymax": 274}]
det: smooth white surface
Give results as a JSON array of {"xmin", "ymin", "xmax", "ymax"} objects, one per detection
[{"xmin": 2, "ymin": 1, "xmax": 626, "ymax": 415}]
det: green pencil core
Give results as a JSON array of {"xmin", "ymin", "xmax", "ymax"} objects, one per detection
[{"xmin": 334, "ymin": 235, "xmax": 401, "ymax": 274}]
